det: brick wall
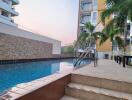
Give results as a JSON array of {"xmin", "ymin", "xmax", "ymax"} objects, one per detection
[{"xmin": 0, "ymin": 33, "xmax": 53, "ymax": 60}]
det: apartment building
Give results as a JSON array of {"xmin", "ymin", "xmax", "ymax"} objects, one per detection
[
  {"xmin": 78, "ymin": 0, "xmax": 112, "ymax": 59},
  {"xmin": 0, "ymin": 0, "xmax": 19, "ymax": 26},
  {"xmin": 0, "ymin": 0, "xmax": 61, "ymax": 61}
]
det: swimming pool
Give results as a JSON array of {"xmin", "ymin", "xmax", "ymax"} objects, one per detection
[{"xmin": 0, "ymin": 59, "xmax": 90, "ymax": 93}]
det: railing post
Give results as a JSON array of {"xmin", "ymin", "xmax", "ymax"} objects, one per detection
[
  {"xmin": 119, "ymin": 56, "xmax": 121, "ymax": 64},
  {"xmin": 123, "ymin": 56, "xmax": 126, "ymax": 67},
  {"xmin": 126, "ymin": 56, "xmax": 129, "ymax": 65},
  {"xmin": 117, "ymin": 56, "xmax": 119, "ymax": 63}
]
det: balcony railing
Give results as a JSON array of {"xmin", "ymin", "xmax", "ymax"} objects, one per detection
[
  {"xmin": 0, "ymin": 14, "xmax": 11, "ymax": 21},
  {"xmin": 0, "ymin": 0, "xmax": 18, "ymax": 16},
  {"xmin": 80, "ymin": 5, "xmax": 92, "ymax": 12},
  {"xmin": 80, "ymin": 0, "xmax": 92, "ymax": 12},
  {"xmin": 1, "ymin": 0, "xmax": 10, "ymax": 4},
  {"xmin": 81, "ymin": 0, "xmax": 92, "ymax": 4},
  {"xmin": 0, "ymin": 14, "xmax": 17, "ymax": 26}
]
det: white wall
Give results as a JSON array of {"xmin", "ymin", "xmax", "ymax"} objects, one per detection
[
  {"xmin": 98, "ymin": 52, "xmax": 112, "ymax": 59},
  {"xmin": 0, "ymin": 22, "xmax": 61, "ymax": 54}
]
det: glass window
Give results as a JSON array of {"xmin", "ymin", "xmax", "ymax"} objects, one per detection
[
  {"xmin": 93, "ymin": 0, "xmax": 98, "ymax": 10},
  {"xmin": 81, "ymin": 3, "xmax": 92, "ymax": 11},
  {"xmin": 81, "ymin": 15, "xmax": 91, "ymax": 24},
  {"xmin": 91, "ymin": 11, "xmax": 98, "ymax": 25}
]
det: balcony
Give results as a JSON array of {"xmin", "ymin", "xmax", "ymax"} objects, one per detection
[
  {"xmin": 80, "ymin": 6, "xmax": 92, "ymax": 13},
  {"xmin": 11, "ymin": 8, "xmax": 19, "ymax": 16},
  {"xmin": 80, "ymin": 0, "xmax": 92, "ymax": 13},
  {"xmin": 80, "ymin": 15, "xmax": 91, "ymax": 25},
  {"xmin": 80, "ymin": 20, "xmax": 91, "ymax": 25},
  {"xmin": 0, "ymin": 0, "xmax": 19, "ymax": 16},
  {"xmin": 0, "ymin": 14, "xmax": 17, "ymax": 26},
  {"xmin": 12, "ymin": 0, "xmax": 19, "ymax": 5}
]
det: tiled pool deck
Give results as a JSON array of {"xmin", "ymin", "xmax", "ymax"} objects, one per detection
[{"xmin": 73, "ymin": 59, "xmax": 132, "ymax": 83}]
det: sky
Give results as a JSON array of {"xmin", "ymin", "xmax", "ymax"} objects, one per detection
[{"xmin": 15, "ymin": 0, "xmax": 79, "ymax": 46}]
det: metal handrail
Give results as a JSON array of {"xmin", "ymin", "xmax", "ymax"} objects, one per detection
[{"xmin": 74, "ymin": 46, "xmax": 95, "ymax": 66}]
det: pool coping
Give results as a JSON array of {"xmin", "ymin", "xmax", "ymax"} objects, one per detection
[
  {"xmin": 0, "ymin": 68, "xmax": 73, "ymax": 100},
  {"xmin": 0, "ymin": 57, "xmax": 75, "ymax": 65}
]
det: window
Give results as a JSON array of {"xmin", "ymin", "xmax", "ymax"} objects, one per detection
[
  {"xmin": 1, "ymin": 10, "xmax": 9, "ymax": 17},
  {"xmin": 91, "ymin": 11, "xmax": 98, "ymax": 25},
  {"xmin": 81, "ymin": 2, "xmax": 92, "ymax": 11},
  {"xmin": 93, "ymin": 0, "xmax": 98, "ymax": 10},
  {"xmin": 81, "ymin": 15, "xmax": 91, "ymax": 24}
]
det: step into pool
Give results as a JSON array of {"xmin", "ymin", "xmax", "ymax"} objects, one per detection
[{"xmin": 0, "ymin": 59, "xmax": 90, "ymax": 93}]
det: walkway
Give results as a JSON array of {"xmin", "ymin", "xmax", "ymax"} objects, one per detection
[
  {"xmin": 73, "ymin": 59, "xmax": 132, "ymax": 83},
  {"xmin": 61, "ymin": 59, "xmax": 132, "ymax": 100}
]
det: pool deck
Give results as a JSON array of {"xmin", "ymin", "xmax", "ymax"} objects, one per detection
[
  {"xmin": 61, "ymin": 59, "xmax": 132, "ymax": 100},
  {"xmin": 73, "ymin": 59, "xmax": 132, "ymax": 83}
]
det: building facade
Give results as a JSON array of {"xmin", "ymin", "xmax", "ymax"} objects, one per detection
[
  {"xmin": 78, "ymin": 0, "xmax": 98, "ymax": 37},
  {"xmin": 78, "ymin": 0, "xmax": 112, "ymax": 59},
  {"xmin": 0, "ymin": 0, "xmax": 19, "ymax": 26},
  {"xmin": 0, "ymin": 0, "xmax": 61, "ymax": 61}
]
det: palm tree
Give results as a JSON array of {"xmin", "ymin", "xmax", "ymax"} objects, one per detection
[
  {"xmin": 100, "ymin": 24, "xmax": 124, "ymax": 58},
  {"xmin": 75, "ymin": 22, "xmax": 101, "ymax": 66},
  {"xmin": 76, "ymin": 22, "xmax": 100, "ymax": 50},
  {"xmin": 100, "ymin": 0, "xmax": 132, "ymax": 55}
]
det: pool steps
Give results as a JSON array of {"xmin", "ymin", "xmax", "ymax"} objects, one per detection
[{"xmin": 61, "ymin": 73, "xmax": 132, "ymax": 100}]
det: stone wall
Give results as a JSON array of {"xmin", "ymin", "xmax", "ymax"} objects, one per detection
[
  {"xmin": 0, "ymin": 23, "xmax": 61, "ymax": 54},
  {"xmin": 0, "ymin": 33, "xmax": 53, "ymax": 60}
]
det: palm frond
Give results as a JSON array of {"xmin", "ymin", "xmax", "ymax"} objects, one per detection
[
  {"xmin": 76, "ymin": 32, "xmax": 89, "ymax": 47},
  {"xmin": 85, "ymin": 22, "xmax": 95, "ymax": 33},
  {"xmin": 99, "ymin": 33, "xmax": 109, "ymax": 45},
  {"xmin": 101, "ymin": 6, "xmax": 118, "ymax": 23},
  {"xmin": 92, "ymin": 32, "xmax": 103, "ymax": 40},
  {"xmin": 114, "ymin": 36, "xmax": 123, "ymax": 48}
]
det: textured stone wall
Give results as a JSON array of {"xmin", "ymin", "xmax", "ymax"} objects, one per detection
[
  {"xmin": 0, "ymin": 33, "xmax": 53, "ymax": 60},
  {"xmin": 0, "ymin": 23, "xmax": 61, "ymax": 54}
]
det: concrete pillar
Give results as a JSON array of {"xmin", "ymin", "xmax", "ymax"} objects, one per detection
[
  {"xmin": 130, "ymin": 22, "xmax": 132, "ymax": 56},
  {"xmin": 0, "ymin": 9, "xmax": 2, "ymax": 15}
]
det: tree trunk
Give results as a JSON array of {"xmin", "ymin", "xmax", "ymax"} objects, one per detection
[{"xmin": 123, "ymin": 19, "xmax": 128, "ymax": 55}]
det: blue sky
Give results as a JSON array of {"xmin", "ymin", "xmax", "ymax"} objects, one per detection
[{"xmin": 15, "ymin": 0, "xmax": 79, "ymax": 45}]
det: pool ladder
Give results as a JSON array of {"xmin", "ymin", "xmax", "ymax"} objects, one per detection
[{"xmin": 74, "ymin": 46, "xmax": 97, "ymax": 67}]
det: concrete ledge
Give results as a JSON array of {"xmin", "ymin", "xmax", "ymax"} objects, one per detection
[
  {"xmin": 0, "ymin": 58, "xmax": 76, "ymax": 65},
  {"xmin": 17, "ymin": 74, "xmax": 71, "ymax": 100},
  {"xmin": 0, "ymin": 70, "xmax": 72, "ymax": 100}
]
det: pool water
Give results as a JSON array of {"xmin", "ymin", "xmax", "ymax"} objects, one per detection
[{"xmin": 0, "ymin": 59, "xmax": 90, "ymax": 93}]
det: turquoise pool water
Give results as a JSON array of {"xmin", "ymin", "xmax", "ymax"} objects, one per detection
[{"xmin": 0, "ymin": 59, "xmax": 90, "ymax": 93}]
